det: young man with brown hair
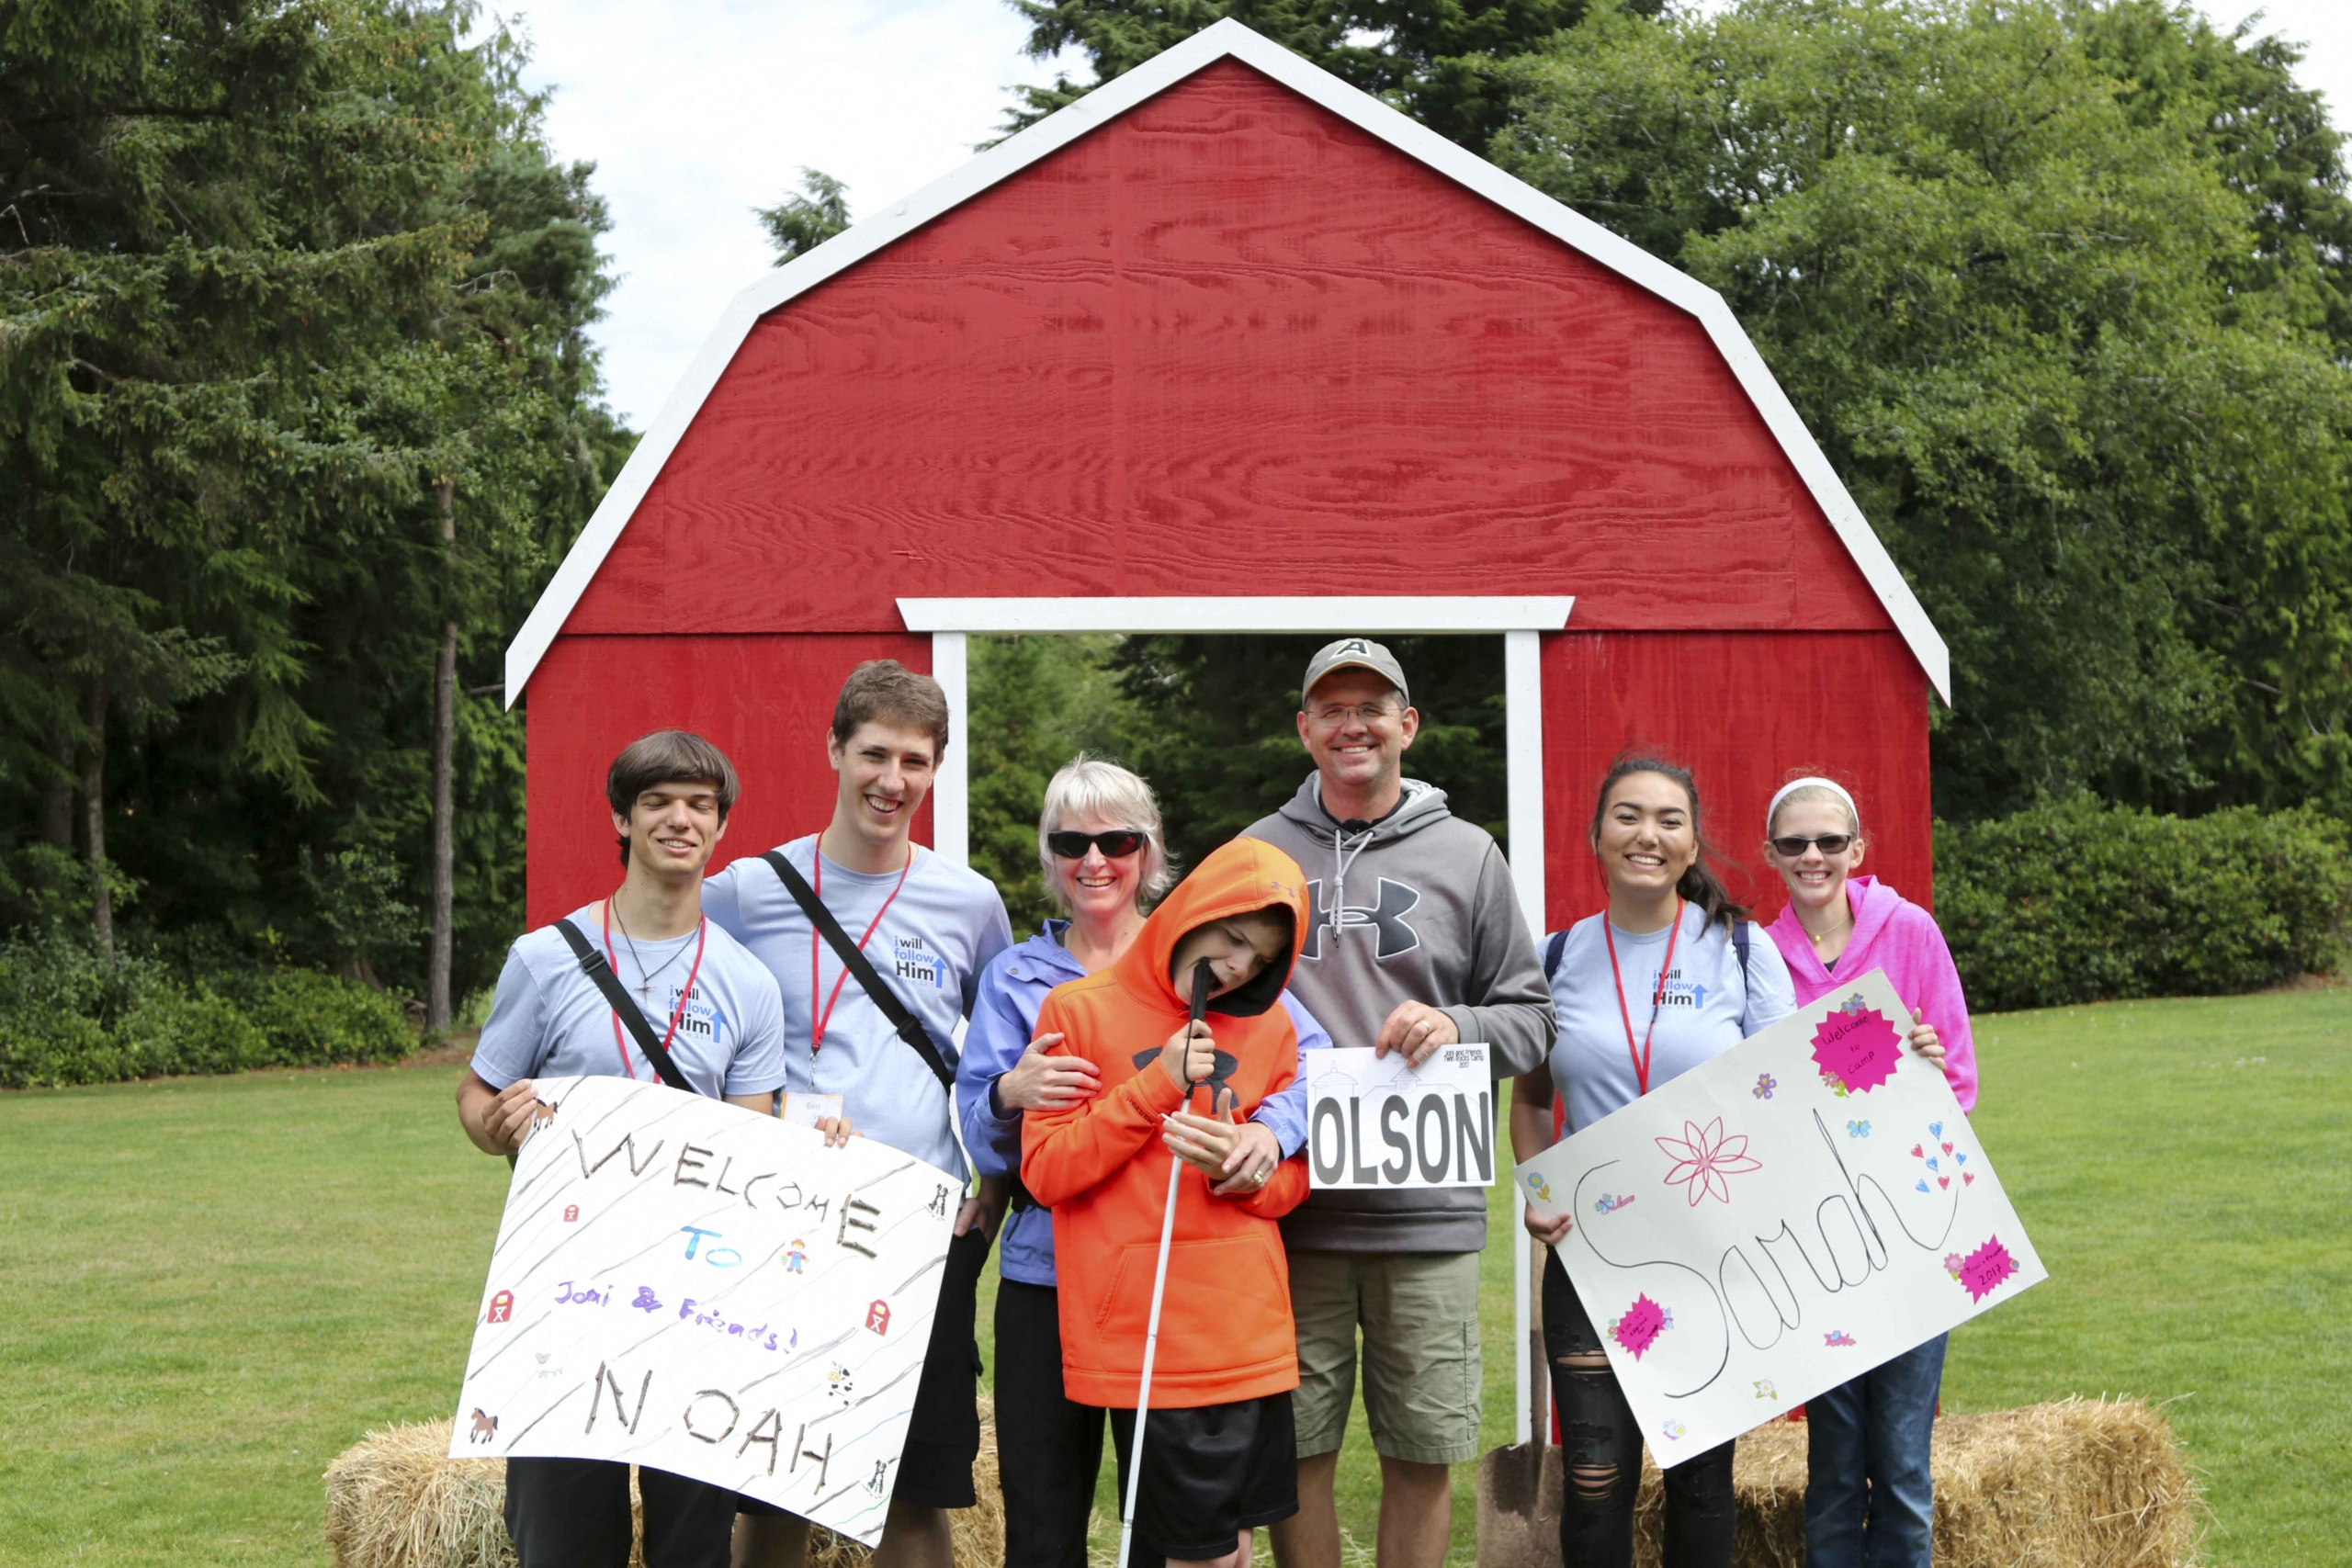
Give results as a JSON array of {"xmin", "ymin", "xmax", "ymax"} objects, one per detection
[
  {"xmin": 458, "ymin": 729, "xmax": 789, "ymax": 1568},
  {"xmin": 704, "ymin": 660, "xmax": 1013, "ymax": 1568}
]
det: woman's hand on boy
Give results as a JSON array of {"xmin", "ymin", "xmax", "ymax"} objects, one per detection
[
  {"xmin": 1208, "ymin": 1121, "xmax": 1283, "ymax": 1197},
  {"xmin": 999, "ymin": 1034, "xmax": 1102, "ymax": 1111},
  {"xmin": 1165, "ymin": 1088, "xmax": 1273, "ymax": 1191},
  {"xmin": 1157, "ymin": 1020, "xmax": 1217, "ymax": 1091}
]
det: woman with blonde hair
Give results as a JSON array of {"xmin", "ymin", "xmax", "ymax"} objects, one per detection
[
  {"xmin": 954, "ymin": 754, "xmax": 1328, "ymax": 1567},
  {"xmin": 1761, "ymin": 773, "xmax": 1973, "ymax": 1568}
]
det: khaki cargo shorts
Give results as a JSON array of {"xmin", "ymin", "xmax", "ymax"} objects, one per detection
[{"xmin": 1288, "ymin": 1249, "xmax": 1483, "ymax": 1465}]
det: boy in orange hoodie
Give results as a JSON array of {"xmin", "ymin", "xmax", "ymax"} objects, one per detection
[{"xmin": 1022, "ymin": 838, "xmax": 1313, "ymax": 1568}]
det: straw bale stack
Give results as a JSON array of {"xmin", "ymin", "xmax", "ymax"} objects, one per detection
[
  {"xmin": 323, "ymin": 1398, "xmax": 1007, "ymax": 1568},
  {"xmin": 1627, "ymin": 1398, "xmax": 2198, "ymax": 1568}
]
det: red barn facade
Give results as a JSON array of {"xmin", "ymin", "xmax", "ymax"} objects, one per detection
[{"xmin": 503, "ymin": 17, "xmax": 1948, "ymax": 1457}]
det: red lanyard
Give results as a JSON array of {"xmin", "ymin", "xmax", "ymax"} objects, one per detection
[
  {"xmin": 1602, "ymin": 897, "xmax": 1682, "ymax": 1096},
  {"xmin": 600, "ymin": 897, "xmax": 707, "ymax": 1080},
  {"xmin": 809, "ymin": 845, "xmax": 914, "ymax": 1054}
]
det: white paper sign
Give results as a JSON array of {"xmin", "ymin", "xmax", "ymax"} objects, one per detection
[
  {"xmin": 448, "ymin": 1076, "xmax": 958, "ymax": 1544},
  {"xmin": 1303, "ymin": 1043, "xmax": 1496, "ymax": 1189},
  {"xmin": 1516, "ymin": 968, "xmax": 2044, "ymax": 1463}
]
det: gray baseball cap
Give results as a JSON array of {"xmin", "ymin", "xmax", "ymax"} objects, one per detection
[{"xmin": 1301, "ymin": 637, "xmax": 1410, "ymax": 707}]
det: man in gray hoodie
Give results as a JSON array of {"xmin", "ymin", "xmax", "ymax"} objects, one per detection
[{"xmin": 1249, "ymin": 637, "xmax": 1555, "ymax": 1568}]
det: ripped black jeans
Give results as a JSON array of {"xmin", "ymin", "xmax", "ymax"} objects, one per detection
[{"xmin": 1543, "ymin": 1251, "xmax": 1737, "ymax": 1567}]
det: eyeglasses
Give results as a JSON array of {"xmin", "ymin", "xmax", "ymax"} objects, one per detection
[
  {"xmin": 1307, "ymin": 703, "xmax": 1401, "ymax": 728},
  {"xmin": 1771, "ymin": 834, "xmax": 1856, "ymax": 857},
  {"xmin": 1047, "ymin": 829, "xmax": 1148, "ymax": 860}
]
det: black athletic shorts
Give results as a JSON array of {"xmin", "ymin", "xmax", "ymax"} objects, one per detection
[
  {"xmin": 1108, "ymin": 1393, "xmax": 1299, "ymax": 1560},
  {"xmin": 738, "ymin": 1222, "xmax": 989, "ymax": 1517}
]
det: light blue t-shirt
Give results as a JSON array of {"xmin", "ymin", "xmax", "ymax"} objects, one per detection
[
  {"xmin": 470, "ymin": 900, "xmax": 788, "ymax": 1100},
  {"xmin": 704, "ymin": 838, "xmax": 1012, "ymax": 1178},
  {"xmin": 1545, "ymin": 904, "xmax": 1795, "ymax": 1133}
]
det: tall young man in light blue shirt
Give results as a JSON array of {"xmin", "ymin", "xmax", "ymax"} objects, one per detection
[{"xmin": 707, "ymin": 660, "xmax": 1012, "ymax": 1568}]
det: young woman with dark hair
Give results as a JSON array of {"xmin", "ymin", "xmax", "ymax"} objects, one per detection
[{"xmin": 1509, "ymin": 755, "xmax": 1796, "ymax": 1567}]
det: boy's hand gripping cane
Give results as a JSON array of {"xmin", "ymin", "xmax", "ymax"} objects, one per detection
[{"xmin": 1117, "ymin": 956, "xmax": 1216, "ymax": 1568}]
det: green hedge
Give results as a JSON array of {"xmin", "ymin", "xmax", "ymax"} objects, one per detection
[
  {"xmin": 0, "ymin": 937, "xmax": 414, "ymax": 1089},
  {"xmin": 1936, "ymin": 797, "xmax": 2352, "ymax": 1012}
]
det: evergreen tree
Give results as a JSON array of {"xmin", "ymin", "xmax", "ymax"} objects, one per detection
[
  {"xmin": 0, "ymin": 0, "xmax": 623, "ymax": 1001},
  {"xmin": 998, "ymin": 0, "xmax": 1634, "ymax": 149},
  {"xmin": 755, "ymin": 169, "xmax": 852, "ymax": 264}
]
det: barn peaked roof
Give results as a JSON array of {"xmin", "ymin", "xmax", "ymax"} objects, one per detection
[{"xmin": 505, "ymin": 18, "xmax": 1950, "ymax": 705}]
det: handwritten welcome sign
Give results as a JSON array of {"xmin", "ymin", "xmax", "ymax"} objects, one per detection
[
  {"xmin": 1515, "ymin": 969, "xmax": 2043, "ymax": 1462},
  {"xmin": 447, "ymin": 1077, "xmax": 958, "ymax": 1544},
  {"xmin": 1302, "ymin": 1043, "xmax": 1495, "ymax": 1190}
]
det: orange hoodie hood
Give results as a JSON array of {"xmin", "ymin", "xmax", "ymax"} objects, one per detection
[
  {"xmin": 1114, "ymin": 831, "xmax": 1307, "ymax": 1023},
  {"xmin": 1019, "ymin": 838, "xmax": 1313, "ymax": 1408}
]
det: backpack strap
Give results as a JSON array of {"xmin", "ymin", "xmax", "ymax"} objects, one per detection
[
  {"xmin": 553, "ymin": 917, "xmax": 695, "ymax": 1094},
  {"xmin": 1734, "ymin": 919, "xmax": 1752, "ymax": 985},
  {"xmin": 1542, "ymin": 929, "xmax": 1569, "ymax": 983},
  {"xmin": 763, "ymin": 850, "xmax": 956, "ymax": 1094}
]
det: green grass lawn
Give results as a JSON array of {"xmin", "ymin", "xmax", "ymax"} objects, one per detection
[{"xmin": 0, "ymin": 988, "xmax": 2343, "ymax": 1565}]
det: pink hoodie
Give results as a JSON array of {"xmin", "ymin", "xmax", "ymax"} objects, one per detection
[{"xmin": 1767, "ymin": 875, "xmax": 1978, "ymax": 1112}]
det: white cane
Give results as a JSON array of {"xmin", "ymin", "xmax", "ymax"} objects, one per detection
[{"xmin": 1117, "ymin": 957, "xmax": 1216, "ymax": 1568}]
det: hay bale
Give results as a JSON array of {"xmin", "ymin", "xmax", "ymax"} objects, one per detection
[
  {"xmin": 808, "ymin": 1397, "xmax": 1005, "ymax": 1566},
  {"xmin": 323, "ymin": 1420, "xmax": 517, "ymax": 1568},
  {"xmin": 1622, "ymin": 1398, "xmax": 2199, "ymax": 1568},
  {"xmin": 324, "ymin": 1400, "xmax": 1006, "ymax": 1568}
]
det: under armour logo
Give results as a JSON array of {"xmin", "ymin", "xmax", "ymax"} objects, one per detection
[{"xmin": 1301, "ymin": 878, "xmax": 1422, "ymax": 961}]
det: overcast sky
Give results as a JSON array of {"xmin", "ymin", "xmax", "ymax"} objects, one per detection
[{"xmin": 480, "ymin": 1, "xmax": 2352, "ymax": 430}]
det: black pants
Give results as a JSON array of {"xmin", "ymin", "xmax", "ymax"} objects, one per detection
[
  {"xmin": 503, "ymin": 1457, "xmax": 735, "ymax": 1568},
  {"xmin": 1543, "ymin": 1252, "xmax": 1736, "ymax": 1568},
  {"xmin": 994, "ymin": 1279, "xmax": 1162, "ymax": 1568}
]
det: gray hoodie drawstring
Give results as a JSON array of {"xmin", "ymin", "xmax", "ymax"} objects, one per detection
[{"xmin": 1328, "ymin": 814, "xmax": 1379, "ymax": 943}]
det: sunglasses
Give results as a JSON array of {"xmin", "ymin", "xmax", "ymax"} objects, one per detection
[
  {"xmin": 1771, "ymin": 834, "xmax": 1856, "ymax": 857},
  {"xmin": 1047, "ymin": 829, "xmax": 1148, "ymax": 860}
]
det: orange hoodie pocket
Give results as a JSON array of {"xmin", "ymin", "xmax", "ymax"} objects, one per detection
[{"xmin": 1095, "ymin": 1233, "xmax": 1291, "ymax": 1330}]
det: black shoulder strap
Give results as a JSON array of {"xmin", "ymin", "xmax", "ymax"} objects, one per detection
[
  {"xmin": 1543, "ymin": 929, "xmax": 1568, "ymax": 983},
  {"xmin": 1734, "ymin": 919, "xmax": 1753, "ymax": 984},
  {"xmin": 554, "ymin": 917, "xmax": 695, "ymax": 1094},
  {"xmin": 763, "ymin": 850, "xmax": 956, "ymax": 1093}
]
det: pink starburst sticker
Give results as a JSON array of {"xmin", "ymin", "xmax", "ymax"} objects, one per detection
[
  {"xmin": 1811, "ymin": 1006, "xmax": 1903, "ymax": 1094},
  {"xmin": 1655, "ymin": 1117, "xmax": 1762, "ymax": 1206},
  {"xmin": 1959, "ymin": 1236, "xmax": 2018, "ymax": 1303},
  {"xmin": 1612, "ymin": 1294, "xmax": 1667, "ymax": 1359}
]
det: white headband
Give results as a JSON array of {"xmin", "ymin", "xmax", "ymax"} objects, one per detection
[{"xmin": 1767, "ymin": 777, "xmax": 1860, "ymax": 836}]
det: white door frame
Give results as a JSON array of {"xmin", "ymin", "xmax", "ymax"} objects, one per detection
[{"xmin": 899, "ymin": 594, "xmax": 1569, "ymax": 1447}]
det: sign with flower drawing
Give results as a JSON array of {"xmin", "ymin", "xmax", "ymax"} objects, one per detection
[{"xmin": 1515, "ymin": 967, "xmax": 2044, "ymax": 1463}]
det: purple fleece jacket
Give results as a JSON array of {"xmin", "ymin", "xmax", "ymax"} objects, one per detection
[{"xmin": 1767, "ymin": 875, "xmax": 1978, "ymax": 1112}]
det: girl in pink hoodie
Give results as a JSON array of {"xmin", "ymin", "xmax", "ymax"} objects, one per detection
[{"xmin": 1761, "ymin": 775, "xmax": 1977, "ymax": 1568}]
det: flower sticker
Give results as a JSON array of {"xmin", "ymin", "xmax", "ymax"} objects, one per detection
[
  {"xmin": 1752, "ymin": 1073, "xmax": 1777, "ymax": 1100},
  {"xmin": 1655, "ymin": 1117, "xmax": 1762, "ymax": 1206}
]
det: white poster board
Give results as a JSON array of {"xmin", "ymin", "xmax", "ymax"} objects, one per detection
[
  {"xmin": 1303, "ymin": 1043, "xmax": 1495, "ymax": 1190},
  {"xmin": 1515, "ymin": 968, "xmax": 2043, "ymax": 1462},
  {"xmin": 448, "ymin": 1076, "xmax": 958, "ymax": 1544}
]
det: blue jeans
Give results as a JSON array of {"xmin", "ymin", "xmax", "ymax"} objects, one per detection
[{"xmin": 1804, "ymin": 1333, "xmax": 1946, "ymax": 1568}]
